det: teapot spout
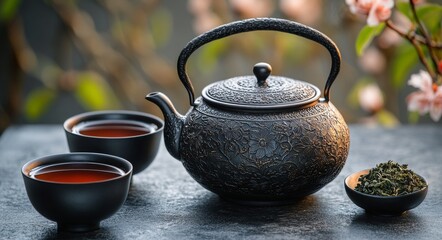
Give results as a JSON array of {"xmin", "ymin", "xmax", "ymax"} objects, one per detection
[{"xmin": 145, "ymin": 92, "xmax": 184, "ymax": 160}]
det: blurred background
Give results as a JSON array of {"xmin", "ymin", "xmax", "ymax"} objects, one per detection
[{"xmin": 1, "ymin": 0, "xmax": 441, "ymax": 135}]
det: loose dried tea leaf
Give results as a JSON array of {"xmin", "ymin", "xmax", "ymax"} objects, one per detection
[{"xmin": 355, "ymin": 160, "xmax": 427, "ymax": 196}]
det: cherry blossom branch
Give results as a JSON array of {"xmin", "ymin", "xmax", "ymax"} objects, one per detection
[
  {"xmin": 409, "ymin": 0, "xmax": 440, "ymax": 77},
  {"xmin": 385, "ymin": 20, "xmax": 436, "ymax": 80},
  {"xmin": 384, "ymin": 24, "xmax": 440, "ymax": 48}
]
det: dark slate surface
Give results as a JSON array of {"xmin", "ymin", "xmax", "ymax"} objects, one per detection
[{"xmin": 0, "ymin": 125, "xmax": 441, "ymax": 240}]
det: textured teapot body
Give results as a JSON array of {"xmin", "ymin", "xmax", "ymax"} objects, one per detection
[
  {"xmin": 146, "ymin": 18, "xmax": 350, "ymax": 205},
  {"xmin": 178, "ymin": 99, "xmax": 349, "ymax": 203}
]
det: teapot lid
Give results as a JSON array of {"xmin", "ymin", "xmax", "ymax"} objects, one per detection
[{"xmin": 201, "ymin": 63, "xmax": 321, "ymax": 110}]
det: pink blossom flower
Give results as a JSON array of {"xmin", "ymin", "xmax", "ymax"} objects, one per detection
[
  {"xmin": 406, "ymin": 70, "xmax": 442, "ymax": 121},
  {"xmin": 432, "ymin": 87, "xmax": 442, "ymax": 121},
  {"xmin": 359, "ymin": 83, "xmax": 384, "ymax": 113},
  {"xmin": 346, "ymin": 0, "xmax": 394, "ymax": 26},
  {"xmin": 346, "ymin": 0, "xmax": 373, "ymax": 15}
]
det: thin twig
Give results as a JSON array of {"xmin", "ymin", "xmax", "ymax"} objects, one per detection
[
  {"xmin": 409, "ymin": 0, "xmax": 440, "ymax": 77},
  {"xmin": 386, "ymin": 20, "xmax": 435, "ymax": 79}
]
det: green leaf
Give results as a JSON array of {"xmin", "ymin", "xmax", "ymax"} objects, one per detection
[
  {"xmin": 416, "ymin": 4, "xmax": 442, "ymax": 34},
  {"xmin": 396, "ymin": 2, "xmax": 413, "ymax": 20},
  {"xmin": 75, "ymin": 72, "xmax": 120, "ymax": 110},
  {"xmin": 355, "ymin": 23, "xmax": 386, "ymax": 56},
  {"xmin": 0, "ymin": 0, "xmax": 20, "ymax": 21},
  {"xmin": 396, "ymin": 3, "xmax": 442, "ymax": 34},
  {"xmin": 24, "ymin": 88, "xmax": 56, "ymax": 121},
  {"xmin": 390, "ymin": 43, "xmax": 419, "ymax": 88}
]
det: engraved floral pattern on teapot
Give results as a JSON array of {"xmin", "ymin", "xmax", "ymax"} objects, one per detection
[{"xmin": 179, "ymin": 102, "xmax": 349, "ymax": 199}]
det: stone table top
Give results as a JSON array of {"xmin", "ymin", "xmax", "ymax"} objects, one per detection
[{"xmin": 0, "ymin": 125, "xmax": 441, "ymax": 239}]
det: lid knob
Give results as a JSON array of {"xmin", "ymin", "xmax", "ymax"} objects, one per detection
[{"xmin": 253, "ymin": 62, "xmax": 272, "ymax": 87}]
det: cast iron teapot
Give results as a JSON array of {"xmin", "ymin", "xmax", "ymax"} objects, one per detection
[{"xmin": 146, "ymin": 18, "xmax": 350, "ymax": 205}]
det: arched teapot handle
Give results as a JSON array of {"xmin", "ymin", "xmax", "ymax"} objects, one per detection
[{"xmin": 177, "ymin": 17, "xmax": 341, "ymax": 106}]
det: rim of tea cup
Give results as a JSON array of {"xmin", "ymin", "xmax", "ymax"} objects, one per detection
[
  {"xmin": 63, "ymin": 110, "xmax": 164, "ymax": 139},
  {"xmin": 22, "ymin": 152, "xmax": 133, "ymax": 185},
  {"xmin": 22, "ymin": 152, "xmax": 133, "ymax": 232}
]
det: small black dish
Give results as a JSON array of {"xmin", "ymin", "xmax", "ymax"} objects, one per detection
[
  {"xmin": 64, "ymin": 110, "xmax": 164, "ymax": 174},
  {"xmin": 344, "ymin": 169, "xmax": 428, "ymax": 216},
  {"xmin": 22, "ymin": 153, "xmax": 132, "ymax": 232}
]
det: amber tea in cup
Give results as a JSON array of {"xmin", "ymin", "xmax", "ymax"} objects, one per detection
[
  {"xmin": 64, "ymin": 111, "xmax": 164, "ymax": 174},
  {"xmin": 29, "ymin": 162, "xmax": 125, "ymax": 183},
  {"xmin": 72, "ymin": 120, "xmax": 157, "ymax": 138},
  {"xmin": 22, "ymin": 153, "xmax": 132, "ymax": 232}
]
